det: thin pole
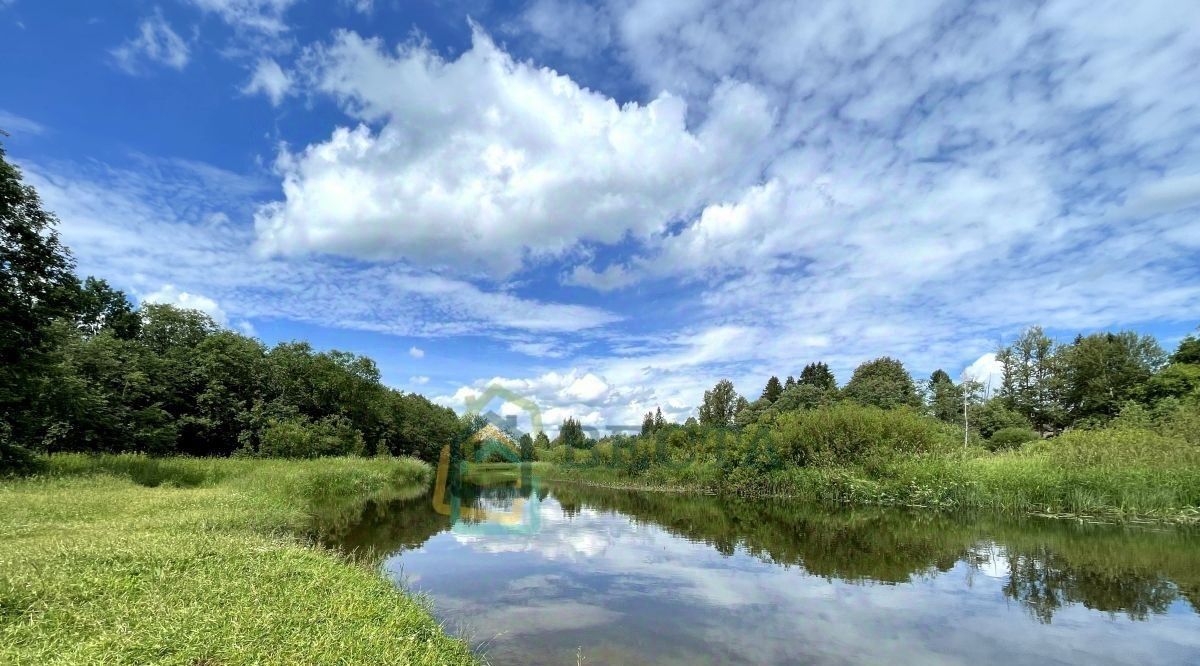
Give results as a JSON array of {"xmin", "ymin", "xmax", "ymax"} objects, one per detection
[{"xmin": 963, "ymin": 383, "xmax": 969, "ymax": 447}]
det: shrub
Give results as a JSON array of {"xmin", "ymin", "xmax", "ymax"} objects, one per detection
[
  {"xmin": 973, "ymin": 398, "xmax": 1033, "ymax": 438},
  {"xmin": 988, "ymin": 427, "xmax": 1039, "ymax": 450},
  {"xmin": 773, "ymin": 403, "xmax": 957, "ymax": 466},
  {"xmin": 257, "ymin": 415, "xmax": 365, "ymax": 458},
  {"xmin": 1, "ymin": 441, "xmax": 44, "ymax": 477}
]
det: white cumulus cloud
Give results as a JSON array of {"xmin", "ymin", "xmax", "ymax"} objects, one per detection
[{"xmin": 253, "ymin": 26, "xmax": 773, "ymax": 275}]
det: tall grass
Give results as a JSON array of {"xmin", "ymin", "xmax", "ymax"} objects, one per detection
[{"xmin": 0, "ymin": 454, "xmax": 477, "ymax": 665}]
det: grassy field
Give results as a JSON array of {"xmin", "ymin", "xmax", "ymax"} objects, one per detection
[
  {"xmin": 0, "ymin": 455, "xmax": 476, "ymax": 666},
  {"xmin": 538, "ymin": 424, "xmax": 1200, "ymax": 524}
]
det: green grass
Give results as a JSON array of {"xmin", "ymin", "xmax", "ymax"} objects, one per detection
[
  {"xmin": 0, "ymin": 454, "xmax": 477, "ymax": 665},
  {"xmin": 541, "ymin": 426, "xmax": 1200, "ymax": 524}
]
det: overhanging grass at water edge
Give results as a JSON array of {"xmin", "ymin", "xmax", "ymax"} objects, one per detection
[{"xmin": 0, "ymin": 454, "xmax": 477, "ymax": 665}]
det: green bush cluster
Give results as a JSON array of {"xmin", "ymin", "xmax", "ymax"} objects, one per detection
[
  {"xmin": 772, "ymin": 403, "xmax": 959, "ymax": 466},
  {"xmin": 988, "ymin": 427, "xmax": 1039, "ymax": 450},
  {"xmin": 257, "ymin": 415, "xmax": 366, "ymax": 459}
]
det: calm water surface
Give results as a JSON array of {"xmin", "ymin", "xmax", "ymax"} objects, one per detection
[{"xmin": 323, "ymin": 469, "xmax": 1200, "ymax": 665}]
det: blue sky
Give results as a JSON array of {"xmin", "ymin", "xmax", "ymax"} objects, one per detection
[{"xmin": 2, "ymin": 0, "xmax": 1199, "ymax": 431}]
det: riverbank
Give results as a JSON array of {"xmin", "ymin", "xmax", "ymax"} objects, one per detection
[
  {"xmin": 0, "ymin": 455, "xmax": 476, "ymax": 665},
  {"xmin": 534, "ymin": 426, "xmax": 1200, "ymax": 525}
]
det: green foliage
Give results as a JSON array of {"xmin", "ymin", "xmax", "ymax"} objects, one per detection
[
  {"xmin": 1172, "ymin": 333, "xmax": 1200, "ymax": 365},
  {"xmin": 1, "ymin": 145, "xmax": 79, "ymax": 449},
  {"xmin": 0, "ymin": 424, "xmax": 42, "ymax": 476},
  {"xmin": 843, "ymin": 357, "xmax": 920, "ymax": 409},
  {"xmin": 641, "ymin": 411, "xmax": 655, "ymax": 436},
  {"xmin": 698, "ymin": 379, "xmax": 739, "ymax": 426},
  {"xmin": 973, "ymin": 397, "xmax": 1033, "ymax": 438},
  {"xmin": 73, "ymin": 277, "xmax": 140, "ymax": 339},
  {"xmin": 761, "ymin": 376, "xmax": 783, "ymax": 403},
  {"xmin": 1022, "ymin": 426, "xmax": 1200, "ymax": 469},
  {"xmin": 557, "ymin": 417, "xmax": 588, "ymax": 449},
  {"xmin": 997, "ymin": 326, "xmax": 1063, "ymax": 432},
  {"xmin": 799, "ymin": 362, "xmax": 837, "ymax": 391},
  {"xmin": 721, "ymin": 427, "xmax": 785, "ymax": 491},
  {"xmin": 1059, "ymin": 331, "xmax": 1166, "ymax": 421},
  {"xmin": 774, "ymin": 382, "xmax": 838, "ymax": 412},
  {"xmin": 518, "ymin": 433, "xmax": 535, "ymax": 461},
  {"xmin": 773, "ymin": 403, "xmax": 957, "ymax": 466},
  {"xmin": 925, "ymin": 369, "xmax": 963, "ymax": 423},
  {"xmin": 734, "ymin": 396, "xmax": 770, "ymax": 427},
  {"xmin": 1111, "ymin": 398, "xmax": 1200, "ymax": 445},
  {"xmin": 256, "ymin": 415, "xmax": 366, "ymax": 458},
  {"xmin": 988, "ymin": 427, "xmax": 1039, "ymax": 451},
  {"xmin": 1146, "ymin": 363, "xmax": 1200, "ymax": 402}
]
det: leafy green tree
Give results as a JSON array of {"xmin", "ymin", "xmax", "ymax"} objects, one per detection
[
  {"xmin": 366, "ymin": 389, "xmax": 456, "ymax": 461},
  {"xmin": 138, "ymin": 303, "xmax": 219, "ymax": 355},
  {"xmin": 74, "ymin": 277, "xmax": 140, "ymax": 339},
  {"xmin": 775, "ymin": 383, "xmax": 838, "ymax": 412},
  {"xmin": 1, "ymin": 143, "xmax": 79, "ymax": 454},
  {"xmin": 799, "ymin": 362, "xmax": 837, "ymax": 391},
  {"xmin": 654, "ymin": 407, "xmax": 665, "ymax": 430},
  {"xmin": 784, "ymin": 375, "xmax": 796, "ymax": 390},
  {"xmin": 534, "ymin": 430, "xmax": 551, "ymax": 450},
  {"xmin": 1059, "ymin": 331, "xmax": 1166, "ymax": 421},
  {"xmin": 997, "ymin": 327, "xmax": 1063, "ymax": 433},
  {"xmin": 734, "ymin": 397, "xmax": 769, "ymax": 427},
  {"xmin": 641, "ymin": 411, "xmax": 655, "ymax": 436},
  {"xmin": 38, "ymin": 325, "xmax": 176, "ymax": 454},
  {"xmin": 735, "ymin": 395, "xmax": 750, "ymax": 416},
  {"xmin": 761, "ymin": 376, "xmax": 783, "ymax": 403},
  {"xmin": 518, "ymin": 433, "xmax": 535, "ymax": 461},
  {"xmin": 1146, "ymin": 363, "xmax": 1200, "ymax": 402},
  {"xmin": 843, "ymin": 357, "xmax": 920, "ymax": 409},
  {"xmin": 973, "ymin": 397, "xmax": 1033, "ymax": 439},
  {"xmin": 558, "ymin": 417, "xmax": 587, "ymax": 449},
  {"xmin": 698, "ymin": 379, "xmax": 739, "ymax": 427},
  {"xmin": 1172, "ymin": 332, "xmax": 1200, "ymax": 365},
  {"xmin": 925, "ymin": 369, "xmax": 962, "ymax": 423},
  {"xmin": 182, "ymin": 331, "xmax": 267, "ymax": 456}
]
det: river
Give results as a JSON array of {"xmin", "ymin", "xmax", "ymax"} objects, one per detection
[{"xmin": 321, "ymin": 466, "xmax": 1200, "ymax": 665}]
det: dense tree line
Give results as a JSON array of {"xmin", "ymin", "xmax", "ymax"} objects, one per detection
[{"xmin": 1, "ymin": 144, "xmax": 456, "ymax": 473}]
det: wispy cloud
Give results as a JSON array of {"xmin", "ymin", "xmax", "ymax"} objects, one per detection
[
  {"xmin": 111, "ymin": 10, "xmax": 190, "ymax": 74},
  {"xmin": 240, "ymin": 58, "xmax": 292, "ymax": 105},
  {"xmin": 186, "ymin": 0, "xmax": 296, "ymax": 34},
  {"xmin": 0, "ymin": 109, "xmax": 45, "ymax": 136}
]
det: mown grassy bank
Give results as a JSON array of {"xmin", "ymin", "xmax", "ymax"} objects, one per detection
[
  {"xmin": 0, "ymin": 455, "xmax": 476, "ymax": 666},
  {"xmin": 535, "ymin": 418, "xmax": 1200, "ymax": 524}
]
